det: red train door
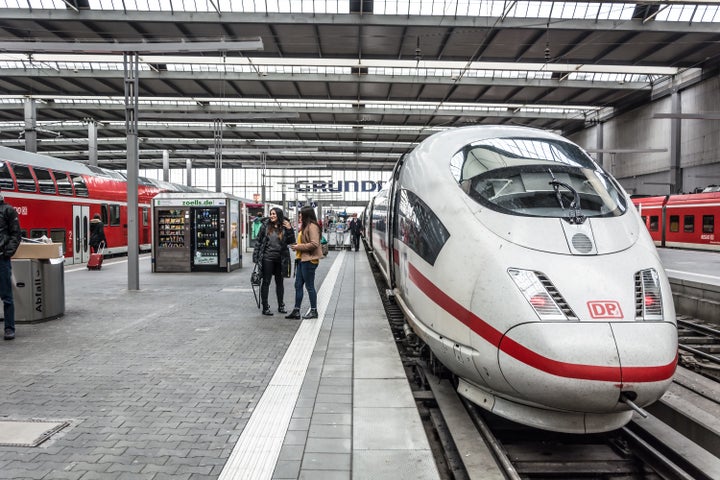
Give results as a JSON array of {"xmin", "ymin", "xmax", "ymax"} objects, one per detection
[{"xmin": 72, "ymin": 205, "xmax": 90, "ymax": 264}]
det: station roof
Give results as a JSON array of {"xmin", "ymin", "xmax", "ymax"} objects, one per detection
[{"xmin": 0, "ymin": 0, "xmax": 718, "ymax": 171}]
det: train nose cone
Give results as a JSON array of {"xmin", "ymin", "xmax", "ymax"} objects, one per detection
[{"xmin": 497, "ymin": 322, "xmax": 677, "ymax": 412}]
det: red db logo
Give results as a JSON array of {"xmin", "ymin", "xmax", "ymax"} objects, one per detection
[{"xmin": 587, "ymin": 301, "xmax": 623, "ymax": 319}]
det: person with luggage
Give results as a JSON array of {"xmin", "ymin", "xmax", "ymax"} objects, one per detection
[
  {"xmin": 348, "ymin": 213, "xmax": 363, "ymax": 252},
  {"xmin": 89, "ymin": 213, "xmax": 107, "ymax": 254},
  {"xmin": 0, "ymin": 192, "xmax": 22, "ymax": 340}
]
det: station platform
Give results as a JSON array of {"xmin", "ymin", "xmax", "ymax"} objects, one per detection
[{"xmin": 0, "ymin": 250, "xmax": 440, "ymax": 480}]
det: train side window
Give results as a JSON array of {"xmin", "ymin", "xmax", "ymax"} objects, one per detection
[
  {"xmin": 72, "ymin": 176, "xmax": 89, "ymax": 197},
  {"xmin": 101, "ymin": 205, "xmax": 109, "ymax": 225},
  {"xmin": 55, "ymin": 172, "xmax": 74, "ymax": 196},
  {"xmin": 109, "ymin": 204, "xmax": 121, "ymax": 226},
  {"xmin": 703, "ymin": 215, "xmax": 714, "ymax": 234},
  {"xmin": 142, "ymin": 207, "xmax": 149, "ymax": 226},
  {"xmin": 13, "ymin": 165, "xmax": 37, "ymax": 192},
  {"xmin": 34, "ymin": 167, "xmax": 57, "ymax": 194},
  {"xmin": 669, "ymin": 215, "xmax": 679, "ymax": 232},
  {"xmin": 683, "ymin": 215, "xmax": 694, "ymax": 233},
  {"xmin": 0, "ymin": 162, "xmax": 15, "ymax": 190},
  {"xmin": 649, "ymin": 216, "xmax": 659, "ymax": 232},
  {"xmin": 30, "ymin": 229, "xmax": 48, "ymax": 239},
  {"xmin": 395, "ymin": 188, "xmax": 450, "ymax": 266}
]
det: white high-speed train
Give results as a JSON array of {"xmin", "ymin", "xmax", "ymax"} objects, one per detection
[{"xmin": 366, "ymin": 126, "xmax": 677, "ymax": 434}]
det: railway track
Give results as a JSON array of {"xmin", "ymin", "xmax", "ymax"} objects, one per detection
[
  {"xmin": 367, "ymin": 250, "xmax": 719, "ymax": 479},
  {"xmin": 677, "ymin": 315, "xmax": 720, "ymax": 382}
]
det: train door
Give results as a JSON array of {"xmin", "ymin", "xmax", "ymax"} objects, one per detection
[{"xmin": 72, "ymin": 205, "xmax": 90, "ymax": 264}]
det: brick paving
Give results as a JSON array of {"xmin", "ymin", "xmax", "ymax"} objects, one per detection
[{"xmin": 0, "ymin": 254, "xmax": 330, "ymax": 480}]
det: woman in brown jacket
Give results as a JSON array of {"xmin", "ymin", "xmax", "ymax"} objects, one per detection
[{"xmin": 285, "ymin": 205, "xmax": 323, "ymax": 319}]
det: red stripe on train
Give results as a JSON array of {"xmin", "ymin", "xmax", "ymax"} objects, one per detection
[{"xmin": 407, "ymin": 263, "xmax": 676, "ymax": 383}]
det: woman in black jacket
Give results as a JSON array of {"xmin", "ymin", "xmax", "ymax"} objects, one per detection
[
  {"xmin": 89, "ymin": 213, "xmax": 107, "ymax": 253},
  {"xmin": 253, "ymin": 207, "xmax": 295, "ymax": 316}
]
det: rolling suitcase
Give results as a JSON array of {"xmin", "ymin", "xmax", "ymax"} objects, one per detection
[{"xmin": 87, "ymin": 241, "xmax": 105, "ymax": 270}]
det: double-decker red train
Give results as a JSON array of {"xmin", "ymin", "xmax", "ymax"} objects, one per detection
[
  {"xmin": 632, "ymin": 191, "xmax": 719, "ymax": 251},
  {"xmin": 0, "ymin": 146, "xmax": 200, "ymax": 264}
]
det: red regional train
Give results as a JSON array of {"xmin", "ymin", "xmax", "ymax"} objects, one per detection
[
  {"xmin": 632, "ymin": 191, "xmax": 719, "ymax": 251},
  {"xmin": 0, "ymin": 145, "xmax": 200, "ymax": 264}
]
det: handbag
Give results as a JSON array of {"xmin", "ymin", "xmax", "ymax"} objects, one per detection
[{"xmin": 250, "ymin": 262, "xmax": 262, "ymax": 286}]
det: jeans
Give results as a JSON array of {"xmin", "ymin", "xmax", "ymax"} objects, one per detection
[
  {"xmin": 294, "ymin": 261, "xmax": 318, "ymax": 310},
  {"xmin": 261, "ymin": 258, "xmax": 284, "ymax": 309},
  {"xmin": 0, "ymin": 257, "xmax": 14, "ymax": 333}
]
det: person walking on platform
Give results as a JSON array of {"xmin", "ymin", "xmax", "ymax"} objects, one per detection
[
  {"xmin": 0, "ymin": 191, "xmax": 22, "ymax": 340},
  {"xmin": 253, "ymin": 207, "xmax": 295, "ymax": 316},
  {"xmin": 89, "ymin": 213, "xmax": 107, "ymax": 253},
  {"xmin": 286, "ymin": 206, "xmax": 323, "ymax": 320},
  {"xmin": 348, "ymin": 213, "xmax": 363, "ymax": 252}
]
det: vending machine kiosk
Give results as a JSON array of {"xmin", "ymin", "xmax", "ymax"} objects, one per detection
[{"xmin": 152, "ymin": 193, "xmax": 243, "ymax": 273}]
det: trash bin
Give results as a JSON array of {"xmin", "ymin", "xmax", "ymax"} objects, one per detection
[{"xmin": 11, "ymin": 258, "xmax": 65, "ymax": 323}]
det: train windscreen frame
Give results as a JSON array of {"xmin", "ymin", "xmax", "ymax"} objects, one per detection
[{"xmin": 450, "ymin": 137, "xmax": 627, "ymax": 220}]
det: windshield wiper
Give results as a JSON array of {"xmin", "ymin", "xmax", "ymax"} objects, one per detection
[{"xmin": 548, "ymin": 171, "xmax": 585, "ymax": 224}]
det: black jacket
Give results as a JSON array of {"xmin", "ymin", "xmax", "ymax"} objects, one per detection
[
  {"xmin": 89, "ymin": 218, "xmax": 107, "ymax": 248},
  {"xmin": 252, "ymin": 220, "xmax": 295, "ymax": 265},
  {"xmin": 0, "ymin": 200, "xmax": 22, "ymax": 259},
  {"xmin": 348, "ymin": 218, "xmax": 363, "ymax": 236}
]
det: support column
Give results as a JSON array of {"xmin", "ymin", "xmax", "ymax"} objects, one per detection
[
  {"xmin": 261, "ymin": 151, "xmax": 268, "ymax": 216},
  {"xmin": 88, "ymin": 120, "xmax": 98, "ymax": 166},
  {"xmin": 596, "ymin": 122, "xmax": 604, "ymax": 171},
  {"xmin": 214, "ymin": 119, "xmax": 223, "ymax": 193},
  {"xmin": 124, "ymin": 52, "xmax": 140, "ymax": 291},
  {"xmin": 24, "ymin": 98, "xmax": 37, "ymax": 153},
  {"xmin": 162, "ymin": 150, "xmax": 170, "ymax": 182},
  {"xmin": 670, "ymin": 90, "xmax": 683, "ymax": 194},
  {"xmin": 186, "ymin": 159, "xmax": 193, "ymax": 187}
]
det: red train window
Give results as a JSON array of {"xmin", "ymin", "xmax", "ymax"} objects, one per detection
[
  {"xmin": 0, "ymin": 163, "xmax": 14, "ymax": 190},
  {"xmin": 683, "ymin": 215, "xmax": 694, "ymax": 233},
  {"xmin": 649, "ymin": 216, "xmax": 659, "ymax": 232},
  {"xmin": 55, "ymin": 172, "xmax": 74, "ymax": 196},
  {"xmin": 703, "ymin": 215, "xmax": 714, "ymax": 234},
  {"xmin": 13, "ymin": 164, "xmax": 37, "ymax": 192},
  {"xmin": 669, "ymin": 215, "xmax": 679, "ymax": 232},
  {"xmin": 34, "ymin": 168, "xmax": 57, "ymax": 194}
]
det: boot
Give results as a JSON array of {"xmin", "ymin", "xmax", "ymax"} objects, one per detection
[
  {"xmin": 262, "ymin": 305, "xmax": 274, "ymax": 316},
  {"xmin": 303, "ymin": 308, "xmax": 318, "ymax": 319},
  {"xmin": 285, "ymin": 308, "xmax": 301, "ymax": 319},
  {"xmin": 278, "ymin": 303, "xmax": 287, "ymax": 314}
]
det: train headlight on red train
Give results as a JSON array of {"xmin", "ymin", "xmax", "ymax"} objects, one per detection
[
  {"xmin": 635, "ymin": 268, "xmax": 664, "ymax": 320},
  {"xmin": 507, "ymin": 268, "xmax": 577, "ymax": 321}
]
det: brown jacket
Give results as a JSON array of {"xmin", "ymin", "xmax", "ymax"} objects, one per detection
[{"xmin": 295, "ymin": 223, "xmax": 323, "ymax": 262}]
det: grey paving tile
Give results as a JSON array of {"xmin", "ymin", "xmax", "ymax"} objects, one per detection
[
  {"xmin": 299, "ymin": 469, "xmax": 351, "ymax": 480},
  {"xmin": 305, "ymin": 437, "xmax": 351, "ymax": 454},
  {"xmin": 302, "ymin": 452, "xmax": 351, "ymax": 470},
  {"xmin": 353, "ymin": 450, "xmax": 439, "ymax": 480},
  {"xmin": 273, "ymin": 459, "xmax": 301, "ymax": 479}
]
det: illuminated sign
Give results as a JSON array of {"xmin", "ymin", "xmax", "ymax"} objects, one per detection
[{"xmin": 294, "ymin": 180, "xmax": 383, "ymax": 193}]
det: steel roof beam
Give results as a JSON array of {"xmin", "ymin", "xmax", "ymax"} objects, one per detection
[{"xmin": 1, "ymin": 10, "xmax": 718, "ymax": 34}]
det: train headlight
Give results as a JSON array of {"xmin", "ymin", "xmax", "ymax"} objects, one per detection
[
  {"xmin": 635, "ymin": 269, "xmax": 663, "ymax": 320},
  {"xmin": 508, "ymin": 268, "xmax": 574, "ymax": 321}
]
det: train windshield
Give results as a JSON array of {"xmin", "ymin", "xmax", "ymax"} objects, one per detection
[{"xmin": 450, "ymin": 137, "xmax": 627, "ymax": 219}]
